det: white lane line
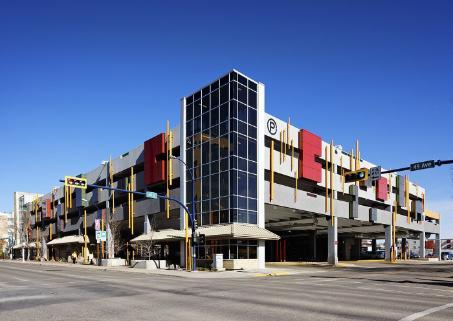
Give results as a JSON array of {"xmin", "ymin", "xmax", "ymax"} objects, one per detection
[
  {"xmin": 13, "ymin": 277, "xmax": 28, "ymax": 282},
  {"xmin": 399, "ymin": 303, "xmax": 453, "ymax": 321},
  {"xmin": 0, "ymin": 294, "xmax": 52, "ymax": 304}
]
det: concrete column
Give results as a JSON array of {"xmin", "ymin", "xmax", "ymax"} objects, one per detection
[
  {"xmin": 402, "ymin": 238, "xmax": 407, "ymax": 260},
  {"xmin": 144, "ymin": 215, "xmax": 151, "ymax": 234},
  {"xmin": 371, "ymin": 239, "xmax": 377, "ymax": 253},
  {"xmin": 385, "ymin": 224, "xmax": 393, "ymax": 261},
  {"xmin": 419, "ymin": 231, "xmax": 425, "ymax": 258},
  {"xmin": 327, "ymin": 217, "xmax": 338, "ymax": 265},
  {"xmin": 435, "ymin": 234, "xmax": 441, "ymax": 259},
  {"xmin": 179, "ymin": 240, "xmax": 186, "ymax": 268},
  {"xmin": 258, "ymin": 240, "xmax": 265, "ymax": 269},
  {"xmin": 313, "ymin": 230, "xmax": 317, "ymax": 261}
]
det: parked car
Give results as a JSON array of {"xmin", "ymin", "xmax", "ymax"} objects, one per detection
[{"xmin": 441, "ymin": 252, "xmax": 453, "ymax": 260}]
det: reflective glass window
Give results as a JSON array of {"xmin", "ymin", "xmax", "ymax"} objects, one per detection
[
  {"xmin": 248, "ymin": 139, "xmax": 257, "ymax": 161},
  {"xmin": 248, "ymin": 90, "xmax": 257, "ymax": 108},
  {"xmin": 220, "ymin": 103, "xmax": 228, "ymax": 122},
  {"xmin": 220, "ymin": 84, "xmax": 229, "ymax": 105},
  {"xmin": 238, "ymin": 102, "xmax": 247, "ymax": 122},
  {"xmin": 211, "ymin": 107, "xmax": 219, "ymax": 126},
  {"xmin": 237, "ymin": 134, "xmax": 247, "ymax": 158},
  {"xmin": 237, "ymin": 171, "xmax": 247, "ymax": 196},
  {"xmin": 220, "ymin": 171, "xmax": 229, "ymax": 196},
  {"xmin": 193, "ymin": 116, "xmax": 201, "ymax": 134},
  {"xmin": 238, "ymin": 84, "xmax": 247, "ymax": 104},
  {"xmin": 202, "ymin": 95, "xmax": 209, "ymax": 113},
  {"xmin": 248, "ymin": 174, "xmax": 257, "ymax": 198},
  {"xmin": 248, "ymin": 108, "xmax": 257, "ymax": 125},
  {"xmin": 186, "ymin": 103, "xmax": 193, "ymax": 120},
  {"xmin": 211, "ymin": 90, "xmax": 219, "ymax": 108},
  {"xmin": 194, "ymin": 99, "xmax": 201, "ymax": 118},
  {"xmin": 211, "ymin": 174, "xmax": 219, "ymax": 198}
]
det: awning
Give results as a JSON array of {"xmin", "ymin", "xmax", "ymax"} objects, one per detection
[
  {"xmin": 47, "ymin": 235, "xmax": 88, "ymax": 246},
  {"xmin": 197, "ymin": 224, "xmax": 280, "ymax": 240},
  {"xmin": 28, "ymin": 242, "xmax": 40, "ymax": 248},
  {"xmin": 130, "ymin": 229, "xmax": 182, "ymax": 242},
  {"xmin": 12, "ymin": 242, "xmax": 27, "ymax": 250},
  {"xmin": 131, "ymin": 224, "xmax": 280, "ymax": 242}
]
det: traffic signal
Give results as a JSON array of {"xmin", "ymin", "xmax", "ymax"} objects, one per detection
[
  {"xmin": 344, "ymin": 168, "xmax": 369, "ymax": 183},
  {"xmin": 198, "ymin": 234, "xmax": 206, "ymax": 245},
  {"xmin": 65, "ymin": 176, "xmax": 88, "ymax": 189}
]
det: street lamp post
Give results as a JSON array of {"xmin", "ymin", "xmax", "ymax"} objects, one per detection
[{"xmin": 171, "ymin": 155, "xmax": 197, "ymax": 271}]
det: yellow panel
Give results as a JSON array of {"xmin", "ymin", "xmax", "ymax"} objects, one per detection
[
  {"xmin": 425, "ymin": 210, "xmax": 440, "ymax": 220},
  {"xmin": 290, "ymin": 139, "xmax": 294, "ymax": 171}
]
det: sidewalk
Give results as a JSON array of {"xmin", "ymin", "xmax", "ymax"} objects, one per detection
[{"xmin": 2, "ymin": 259, "xmax": 318, "ymax": 279}]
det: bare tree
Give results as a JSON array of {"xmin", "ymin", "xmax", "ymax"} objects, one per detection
[
  {"xmin": 138, "ymin": 216, "xmax": 157, "ymax": 260},
  {"xmin": 18, "ymin": 197, "xmax": 31, "ymax": 261}
]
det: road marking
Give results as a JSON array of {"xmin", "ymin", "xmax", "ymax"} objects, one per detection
[
  {"xmin": 399, "ymin": 303, "xmax": 453, "ymax": 321},
  {"xmin": 13, "ymin": 277, "xmax": 28, "ymax": 282},
  {"xmin": 0, "ymin": 294, "xmax": 52, "ymax": 303}
]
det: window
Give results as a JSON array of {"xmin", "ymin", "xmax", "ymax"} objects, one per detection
[
  {"xmin": 220, "ymin": 103, "xmax": 228, "ymax": 122},
  {"xmin": 238, "ymin": 102, "xmax": 247, "ymax": 122},
  {"xmin": 186, "ymin": 120, "xmax": 193, "ymax": 137},
  {"xmin": 220, "ymin": 134, "xmax": 229, "ymax": 158},
  {"xmin": 202, "ymin": 95, "xmax": 210, "ymax": 113},
  {"xmin": 238, "ymin": 84, "xmax": 247, "ymax": 104},
  {"xmin": 248, "ymin": 139, "xmax": 257, "ymax": 161},
  {"xmin": 211, "ymin": 90, "xmax": 219, "ymax": 108},
  {"xmin": 202, "ymin": 176, "xmax": 209, "ymax": 200},
  {"xmin": 220, "ymin": 84, "xmax": 229, "ymax": 105},
  {"xmin": 202, "ymin": 113, "xmax": 209, "ymax": 130},
  {"xmin": 248, "ymin": 108, "xmax": 257, "ymax": 125},
  {"xmin": 248, "ymin": 90, "xmax": 257, "ymax": 108},
  {"xmin": 202, "ymin": 142, "xmax": 209, "ymax": 163},
  {"xmin": 186, "ymin": 103, "xmax": 193, "ymax": 120},
  {"xmin": 211, "ymin": 107, "xmax": 219, "ymax": 126},
  {"xmin": 237, "ymin": 134, "xmax": 247, "ymax": 158},
  {"xmin": 194, "ymin": 99, "xmax": 201, "ymax": 118},
  {"xmin": 230, "ymin": 81, "xmax": 237, "ymax": 100},
  {"xmin": 220, "ymin": 171, "xmax": 229, "ymax": 196},
  {"xmin": 185, "ymin": 73, "xmax": 260, "ymax": 226},
  {"xmin": 237, "ymin": 171, "xmax": 247, "ymax": 196},
  {"xmin": 211, "ymin": 174, "xmax": 219, "ymax": 198},
  {"xmin": 238, "ymin": 209, "xmax": 247, "ymax": 223},
  {"xmin": 238, "ymin": 158, "xmax": 247, "ymax": 172},
  {"xmin": 248, "ymin": 174, "xmax": 257, "ymax": 198}
]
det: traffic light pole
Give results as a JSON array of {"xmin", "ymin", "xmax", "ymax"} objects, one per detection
[
  {"xmin": 170, "ymin": 156, "xmax": 196, "ymax": 272},
  {"xmin": 58, "ymin": 180, "xmax": 195, "ymax": 241},
  {"xmin": 381, "ymin": 159, "xmax": 453, "ymax": 174}
]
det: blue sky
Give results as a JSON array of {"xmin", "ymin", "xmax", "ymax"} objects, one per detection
[{"xmin": 1, "ymin": 1, "xmax": 452, "ymax": 237}]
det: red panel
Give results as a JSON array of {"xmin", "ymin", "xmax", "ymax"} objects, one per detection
[
  {"xmin": 298, "ymin": 129, "xmax": 322, "ymax": 183},
  {"xmin": 376, "ymin": 177, "xmax": 388, "ymax": 201},
  {"xmin": 45, "ymin": 200, "xmax": 52, "ymax": 218},
  {"xmin": 144, "ymin": 133, "xmax": 166, "ymax": 186}
]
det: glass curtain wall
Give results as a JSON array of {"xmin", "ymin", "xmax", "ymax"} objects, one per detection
[{"xmin": 185, "ymin": 71, "xmax": 258, "ymax": 226}]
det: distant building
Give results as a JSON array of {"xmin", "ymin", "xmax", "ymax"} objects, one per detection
[
  {"xmin": 0, "ymin": 211, "xmax": 13, "ymax": 257},
  {"xmin": 13, "ymin": 192, "xmax": 41, "ymax": 246}
]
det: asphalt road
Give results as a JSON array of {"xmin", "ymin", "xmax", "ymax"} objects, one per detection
[{"xmin": 0, "ymin": 261, "xmax": 452, "ymax": 321}]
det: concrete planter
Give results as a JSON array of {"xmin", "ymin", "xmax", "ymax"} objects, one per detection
[
  {"xmin": 101, "ymin": 258, "xmax": 126, "ymax": 267},
  {"xmin": 131, "ymin": 259, "xmax": 166, "ymax": 270},
  {"xmin": 223, "ymin": 259, "xmax": 259, "ymax": 270}
]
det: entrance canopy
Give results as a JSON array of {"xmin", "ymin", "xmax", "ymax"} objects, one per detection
[
  {"xmin": 131, "ymin": 223, "xmax": 280, "ymax": 242},
  {"xmin": 47, "ymin": 235, "xmax": 88, "ymax": 246}
]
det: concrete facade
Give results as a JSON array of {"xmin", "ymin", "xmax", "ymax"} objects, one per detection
[{"xmin": 16, "ymin": 70, "xmax": 441, "ymax": 268}]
